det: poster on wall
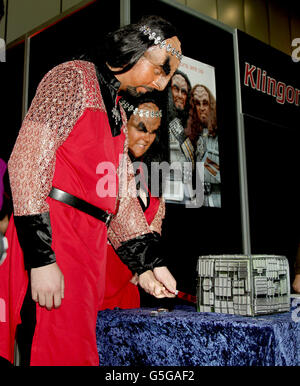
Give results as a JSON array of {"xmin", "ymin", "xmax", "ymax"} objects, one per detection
[{"xmin": 163, "ymin": 56, "xmax": 221, "ymax": 208}]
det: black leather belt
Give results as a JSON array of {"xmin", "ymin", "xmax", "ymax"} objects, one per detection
[{"xmin": 49, "ymin": 187, "xmax": 114, "ymax": 226}]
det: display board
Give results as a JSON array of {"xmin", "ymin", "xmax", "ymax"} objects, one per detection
[
  {"xmin": 238, "ymin": 30, "xmax": 299, "ymax": 131},
  {"xmin": 244, "ymin": 115, "xmax": 299, "ymax": 283},
  {"xmin": 237, "ymin": 30, "xmax": 300, "ymax": 284}
]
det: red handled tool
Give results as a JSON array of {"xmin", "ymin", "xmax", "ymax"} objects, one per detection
[{"xmin": 175, "ymin": 290, "xmax": 197, "ymax": 304}]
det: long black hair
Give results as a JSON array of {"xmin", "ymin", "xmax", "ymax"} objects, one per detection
[{"xmin": 90, "ymin": 15, "xmax": 179, "ymax": 73}]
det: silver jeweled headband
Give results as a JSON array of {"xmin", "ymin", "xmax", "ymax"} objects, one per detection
[
  {"xmin": 139, "ymin": 25, "xmax": 183, "ymax": 61},
  {"xmin": 120, "ymin": 100, "xmax": 162, "ymax": 118}
]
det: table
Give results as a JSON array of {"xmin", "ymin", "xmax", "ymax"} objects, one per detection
[{"xmin": 96, "ymin": 305, "xmax": 300, "ymax": 366}]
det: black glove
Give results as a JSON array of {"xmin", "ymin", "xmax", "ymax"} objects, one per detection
[
  {"xmin": 14, "ymin": 212, "xmax": 56, "ymax": 270},
  {"xmin": 116, "ymin": 232, "xmax": 166, "ymax": 275}
]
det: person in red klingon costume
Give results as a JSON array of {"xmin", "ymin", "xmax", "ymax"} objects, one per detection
[
  {"xmin": 0, "ymin": 16, "xmax": 182, "ymax": 366},
  {"xmin": 100, "ymin": 93, "xmax": 168, "ymax": 311}
]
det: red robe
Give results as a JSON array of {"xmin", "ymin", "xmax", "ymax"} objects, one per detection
[
  {"xmin": 0, "ymin": 61, "xmax": 126, "ymax": 366},
  {"xmin": 100, "ymin": 191, "xmax": 160, "ymax": 311}
]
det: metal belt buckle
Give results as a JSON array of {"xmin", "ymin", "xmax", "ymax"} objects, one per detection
[{"xmin": 105, "ymin": 211, "xmax": 114, "ymax": 227}]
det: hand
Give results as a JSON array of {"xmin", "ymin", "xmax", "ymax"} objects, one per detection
[
  {"xmin": 153, "ymin": 266, "xmax": 177, "ymax": 297},
  {"xmin": 130, "ymin": 273, "xmax": 139, "ymax": 285},
  {"xmin": 292, "ymin": 274, "xmax": 300, "ymax": 293},
  {"xmin": 30, "ymin": 262, "xmax": 64, "ymax": 310},
  {"xmin": 138, "ymin": 270, "xmax": 170, "ymax": 298}
]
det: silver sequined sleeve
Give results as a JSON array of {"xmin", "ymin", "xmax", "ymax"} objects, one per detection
[
  {"xmin": 108, "ymin": 156, "xmax": 166, "ymax": 249},
  {"xmin": 8, "ymin": 60, "xmax": 103, "ymax": 216}
]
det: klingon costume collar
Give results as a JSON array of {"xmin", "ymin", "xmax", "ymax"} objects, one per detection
[{"xmin": 95, "ymin": 63, "xmax": 122, "ymax": 137}]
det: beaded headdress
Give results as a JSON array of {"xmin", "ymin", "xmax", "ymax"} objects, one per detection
[
  {"xmin": 120, "ymin": 99, "xmax": 162, "ymax": 118},
  {"xmin": 139, "ymin": 25, "xmax": 183, "ymax": 61}
]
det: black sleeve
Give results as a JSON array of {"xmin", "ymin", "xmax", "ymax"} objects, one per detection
[
  {"xmin": 115, "ymin": 232, "xmax": 166, "ymax": 275},
  {"xmin": 14, "ymin": 212, "xmax": 56, "ymax": 271}
]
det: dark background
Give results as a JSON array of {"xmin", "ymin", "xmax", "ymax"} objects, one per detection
[
  {"xmin": 238, "ymin": 30, "xmax": 300, "ymax": 130},
  {"xmin": 27, "ymin": 0, "xmax": 120, "ymax": 107},
  {"xmin": 244, "ymin": 114, "xmax": 299, "ymax": 285},
  {"xmin": 238, "ymin": 30, "xmax": 300, "ymax": 288},
  {"xmin": 0, "ymin": 41, "xmax": 24, "ymax": 162},
  {"xmin": 1, "ymin": 0, "xmax": 120, "ymax": 162}
]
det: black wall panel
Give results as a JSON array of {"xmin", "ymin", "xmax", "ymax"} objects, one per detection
[
  {"xmin": 238, "ymin": 31, "xmax": 300, "ymax": 289},
  {"xmin": 28, "ymin": 0, "xmax": 120, "ymax": 105}
]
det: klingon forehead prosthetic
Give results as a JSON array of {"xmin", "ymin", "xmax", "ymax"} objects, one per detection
[{"xmin": 139, "ymin": 25, "xmax": 183, "ymax": 61}]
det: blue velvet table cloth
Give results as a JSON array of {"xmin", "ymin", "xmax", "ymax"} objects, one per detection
[{"xmin": 96, "ymin": 305, "xmax": 300, "ymax": 366}]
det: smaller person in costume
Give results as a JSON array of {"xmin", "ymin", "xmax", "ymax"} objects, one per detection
[{"xmin": 101, "ymin": 92, "xmax": 169, "ymax": 310}]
